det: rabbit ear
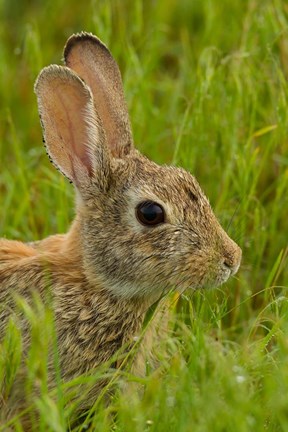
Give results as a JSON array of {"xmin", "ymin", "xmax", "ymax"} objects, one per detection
[
  {"xmin": 34, "ymin": 65, "xmax": 110, "ymax": 188},
  {"xmin": 64, "ymin": 32, "xmax": 133, "ymax": 159}
]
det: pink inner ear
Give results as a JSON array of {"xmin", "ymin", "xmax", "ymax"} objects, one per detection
[
  {"xmin": 54, "ymin": 82, "xmax": 93, "ymax": 174},
  {"xmin": 39, "ymin": 77, "xmax": 96, "ymax": 181}
]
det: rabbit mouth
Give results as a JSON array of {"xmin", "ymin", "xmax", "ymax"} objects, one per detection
[
  {"xmin": 209, "ymin": 261, "xmax": 240, "ymax": 287},
  {"xmin": 174, "ymin": 263, "xmax": 237, "ymax": 293},
  {"xmin": 217, "ymin": 267, "xmax": 232, "ymax": 285}
]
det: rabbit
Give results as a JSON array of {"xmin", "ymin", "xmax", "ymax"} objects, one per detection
[{"xmin": 0, "ymin": 32, "xmax": 242, "ymax": 426}]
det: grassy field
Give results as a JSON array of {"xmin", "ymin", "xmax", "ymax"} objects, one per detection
[{"xmin": 0, "ymin": 0, "xmax": 288, "ymax": 430}]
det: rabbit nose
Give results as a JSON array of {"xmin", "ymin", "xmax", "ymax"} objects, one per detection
[{"xmin": 222, "ymin": 245, "xmax": 242, "ymax": 276}]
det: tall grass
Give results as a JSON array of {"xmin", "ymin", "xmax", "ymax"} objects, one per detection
[{"xmin": 0, "ymin": 0, "xmax": 288, "ymax": 430}]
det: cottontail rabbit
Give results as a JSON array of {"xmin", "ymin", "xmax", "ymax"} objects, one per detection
[{"xmin": 0, "ymin": 32, "xmax": 241, "ymax": 425}]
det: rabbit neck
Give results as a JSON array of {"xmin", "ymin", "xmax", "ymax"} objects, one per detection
[
  {"xmin": 48, "ymin": 218, "xmax": 154, "ymax": 379},
  {"xmin": 63, "ymin": 217, "xmax": 162, "ymax": 308}
]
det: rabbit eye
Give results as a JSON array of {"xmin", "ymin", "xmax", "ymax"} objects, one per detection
[{"xmin": 136, "ymin": 201, "xmax": 165, "ymax": 226}]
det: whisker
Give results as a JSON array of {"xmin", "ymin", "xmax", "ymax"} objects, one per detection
[{"xmin": 226, "ymin": 199, "xmax": 242, "ymax": 232}]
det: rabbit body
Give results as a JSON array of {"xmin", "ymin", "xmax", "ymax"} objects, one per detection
[
  {"xmin": 0, "ymin": 32, "xmax": 242, "ymax": 425},
  {"xmin": 0, "ymin": 224, "xmax": 147, "ymax": 424},
  {"xmin": 0, "ymin": 226, "xmax": 144, "ymax": 377}
]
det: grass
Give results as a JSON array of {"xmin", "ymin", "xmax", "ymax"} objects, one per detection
[{"xmin": 0, "ymin": 0, "xmax": 288, "ymax": 430}]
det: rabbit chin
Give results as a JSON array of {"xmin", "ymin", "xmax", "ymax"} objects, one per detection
[{"xmin": 100, "ymin": 278, "xmax": 172, "ymax": 302}]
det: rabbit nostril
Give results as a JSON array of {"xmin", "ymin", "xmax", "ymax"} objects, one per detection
[{"xmin": 223, "ymin": 258, "xmax": 234, "ymax": 271}]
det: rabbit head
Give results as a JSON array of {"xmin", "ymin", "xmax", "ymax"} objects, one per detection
[{"xmin": 34, "ymin": 32, "xmax": 241, "ymax": 300}]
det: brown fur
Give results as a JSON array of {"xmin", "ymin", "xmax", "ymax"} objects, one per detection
[{"xmin": 0, "ymin": 32, "xmax": 242, "ymax": 427}]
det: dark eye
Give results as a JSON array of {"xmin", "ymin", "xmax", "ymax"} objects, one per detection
[{"xmin": 136, "ymin": 201, "xmax": 165, "ymax": 226}]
